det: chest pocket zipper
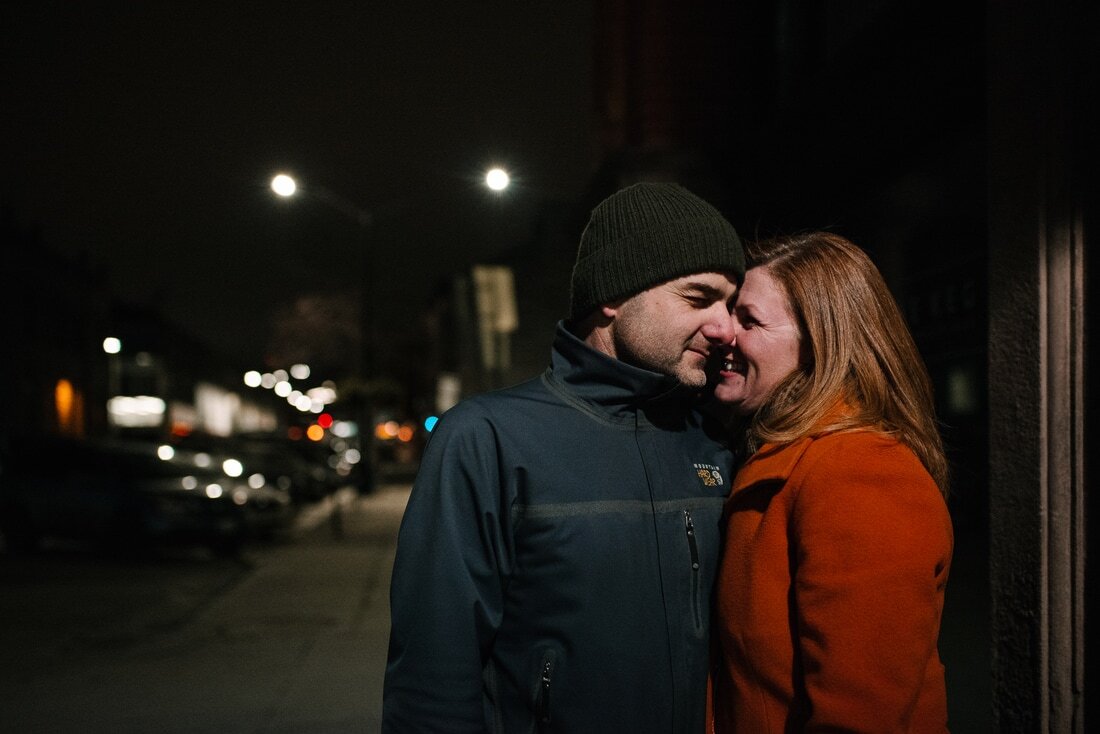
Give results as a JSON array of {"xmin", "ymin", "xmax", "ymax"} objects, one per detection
[
  {"xmin": 684, "ymin": 510, "xmax": 702, "ymax": 630},
  {"xmin": 535, "ymin": 658, "xmax": 553, "ymax": 730}
]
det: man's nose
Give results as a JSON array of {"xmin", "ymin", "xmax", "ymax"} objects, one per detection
[{"xmin": 702, "ymin": 308, "xmax": 736, "ymax": 344}]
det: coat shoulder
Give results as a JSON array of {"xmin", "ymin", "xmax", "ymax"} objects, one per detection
[{"xmin": 791, "ymin": 430, "xmax": 946, "ymax": 515}]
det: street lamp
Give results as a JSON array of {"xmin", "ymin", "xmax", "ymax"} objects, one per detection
[
  {"xmin": 485, "ymin": 167, "xmax": 510, "ymax": 192},
  {"xmin": 270, "ymin": 174, "xmax": 297, "ymax": 198},
  {"xmin": 269, "ymin": 173, "xmax": 376, "ymax": 377},
  {"xmin": 270, "ymin": 172, "xmax": 378, "ymax": 492}
]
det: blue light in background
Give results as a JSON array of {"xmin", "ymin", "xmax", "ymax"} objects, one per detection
[{"xmin": 423, "ymin": 415, "xmax": 439, "ymax": 432}]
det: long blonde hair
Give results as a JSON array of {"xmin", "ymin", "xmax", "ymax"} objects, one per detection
[{"xmin": 743, "ymin": 232, "xmax": 949, "ymax": 494}]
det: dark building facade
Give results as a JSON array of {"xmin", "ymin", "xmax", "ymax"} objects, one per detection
[
  {"xmin": 0, "ymin": 215, "xmax": 278, "ymax": 443},
  {"xmin": 1, "ymin": 216, "xmax": 111, "ymax": 438}
]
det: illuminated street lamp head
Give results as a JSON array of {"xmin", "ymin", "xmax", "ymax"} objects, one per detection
[
  {"xmin": 271, "ymin": 173, "xmax": 298, "ymax": 197},
  {"xmin": 485, "ymin": 167, "xmax": 510, "ymax": 192}
]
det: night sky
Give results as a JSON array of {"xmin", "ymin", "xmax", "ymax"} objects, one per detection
[{"xmin": 1, "ymin": 2, "xmax": 595, "ymax": 368}]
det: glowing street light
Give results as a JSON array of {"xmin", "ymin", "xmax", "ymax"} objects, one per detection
[
  {"xmin": 271, "ymin": 173, "xmax": 297, "ymax": 197},
  {"xmin": 485, "ymin": 167, "xmax": 510, "ymax": 192}
]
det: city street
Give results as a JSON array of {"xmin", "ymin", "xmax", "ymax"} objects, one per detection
[
  {"xmin": 0, "ymin": 483, "xmax": 410, "ymax": 734},
  {"xmin": 1, "ymin": 478, "xmax": 989, "ymax": 733}
]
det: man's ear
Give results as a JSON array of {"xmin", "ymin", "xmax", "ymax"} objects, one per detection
[{"xmin": 599, "ymin": 303, "xmax": 618, "ymax": 320}]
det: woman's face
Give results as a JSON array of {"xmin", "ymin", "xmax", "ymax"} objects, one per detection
[{"xmin": 714, "ymin": 265, "xmax": 804, "ymax": 415}]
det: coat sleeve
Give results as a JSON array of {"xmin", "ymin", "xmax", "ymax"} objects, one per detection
[
  {"xmin": 382, "ymin": 402, "xmax": 511, "ymax": 733},
  {"xmin": 789, "ymin": 437, "xmax": 953, "ymax": 733}
]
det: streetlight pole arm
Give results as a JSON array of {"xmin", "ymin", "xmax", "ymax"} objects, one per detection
[{"xmin": 308, "ymin": 186, "xmax": 374, "ymax": 229}]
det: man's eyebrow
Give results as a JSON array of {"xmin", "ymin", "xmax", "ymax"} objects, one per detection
[{"xmin": 680, "ymin": 281, "xmax": 733, "ymax": 300}]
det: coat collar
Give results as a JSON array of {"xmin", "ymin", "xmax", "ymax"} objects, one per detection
[
  {"xmin": 730, "ymin": 438, "xmax": 814, "ymax": 494},
  {"xmin": 731, "ymin": 401, "xmax": 859, "ymax": 495},
  {"xmin": 544, "ymin": 321, "xmax": 695, "ymax": 422}
]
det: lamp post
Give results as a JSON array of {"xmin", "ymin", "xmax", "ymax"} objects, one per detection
[
  {"xmin": 270, "ymin": 173, "xmax": 376, "ymax": 379},
  {"xmin": 270, "ymin": 172, "xmax": 377, "ymax": 491},
  {"xmin": 103, "ymin": 336, "xmax": 122, "ymax": 435}
]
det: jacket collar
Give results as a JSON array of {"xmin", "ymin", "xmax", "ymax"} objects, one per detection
[
  {"xmin": 544, "ymin": 320, "xmax": 694, "ymax": 422},
  {"xmin": 730, "ymin": 401, "xmax": 858, "ymax": 495},
  {"xmin": 730, "ymin": 438, "xmax": 814, "ymax": 495}
]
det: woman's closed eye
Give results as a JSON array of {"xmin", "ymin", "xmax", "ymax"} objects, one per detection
[{"xmin": 736, "ymin": 312, "xmax": 759, "ymax": 328}]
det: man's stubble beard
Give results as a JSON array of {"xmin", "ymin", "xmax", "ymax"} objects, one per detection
[{"xmin": 612, "ymin": 321, "xmax": 704, "ymax": 388}]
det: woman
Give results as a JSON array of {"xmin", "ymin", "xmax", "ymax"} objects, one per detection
[{"xmin": 710, "ymin": 232, "xmax": 953, "ymax": 733}]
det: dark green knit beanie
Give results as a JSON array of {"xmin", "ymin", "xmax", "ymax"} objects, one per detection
[{"xmin": 569, "ymin": 182, "xmax": 745, "ymax": 320}]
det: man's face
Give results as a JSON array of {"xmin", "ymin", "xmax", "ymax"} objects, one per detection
[{"xmin": 607, "ymin": 271, "xmax": 738, "ymax": 388}]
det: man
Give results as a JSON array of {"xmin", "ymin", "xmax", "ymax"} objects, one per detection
[{"xmin": 383, "ymin": 182, "xmax": 745, "ymax": 733}]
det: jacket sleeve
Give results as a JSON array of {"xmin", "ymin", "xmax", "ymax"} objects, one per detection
[
  {"xmin": 789, "ymin": 438, "xmax": 953, "ymax": 733},
  {"xmin": 382, "ymin": 403, "xmax": 511, "ymax": 733}
]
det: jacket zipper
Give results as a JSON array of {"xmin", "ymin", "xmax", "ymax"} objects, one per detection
[
  {"xmin": 684, "ymin": 509, "xmax": 702, "ymax": 630},
  {"xmin": 536, "ymin": 658, "xmax": 553, "ymax": 728}
]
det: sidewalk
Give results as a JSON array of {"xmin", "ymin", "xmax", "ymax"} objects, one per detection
[{"xmin": 4, "ymin": 484, "xmax": 410, "ymax": 734}]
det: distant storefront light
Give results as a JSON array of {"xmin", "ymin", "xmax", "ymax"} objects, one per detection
[
  {"xmin": 307, "ymin": 386, "xmax": 337, "ymax": 404},
  {"xmin": 331, "ymin": 421, "xmax": 355, "ymax": 438},
  {"xmin": 103, "ymin": 337, "xmax": 122, "ymax": 354},
  {"xmin": 107, "ymin": 395, "xmax": 166, "ymax": 428},
  {"xmin": 54, "ymin": 379, "xmax": 77, "ymax": 434}
]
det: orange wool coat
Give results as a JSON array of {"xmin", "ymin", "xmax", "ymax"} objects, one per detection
[{"xmin": 710, "ymin": 430, "xmax": 953, "ymax": 733}]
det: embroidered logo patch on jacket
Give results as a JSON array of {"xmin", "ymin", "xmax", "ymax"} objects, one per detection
[{"xmin": 694, "ymin": 463, "xmax": 723, "ymax": 487}]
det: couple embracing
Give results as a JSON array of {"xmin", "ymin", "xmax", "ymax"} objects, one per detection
[{"xmin": 384, "ymin": 183, "xmax": 952, "ymax": 734}]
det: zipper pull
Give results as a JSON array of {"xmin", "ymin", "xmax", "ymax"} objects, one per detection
[
  {"xmin": 537, "ymin": 660, "xmax": 552, "ymax": 724},
  {"xmin": 684, "ymin": 510, "xmax": 700, "ymax": 570}
]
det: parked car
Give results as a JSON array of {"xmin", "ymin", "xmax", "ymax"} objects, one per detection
[
  {"xmin": 154, "ymin": 441, "xmax": 295, "ymax": 542},
  {"xmin": 0, "ymin": 434, "xmax": 292, "ymax": 555},
  {"xmin": 167, "ymin": 432, "xmax": 334, "ymax": 504},
  {"xmin": 227, "ymin": 435, "xmax": 337, "ymax": 504}
]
